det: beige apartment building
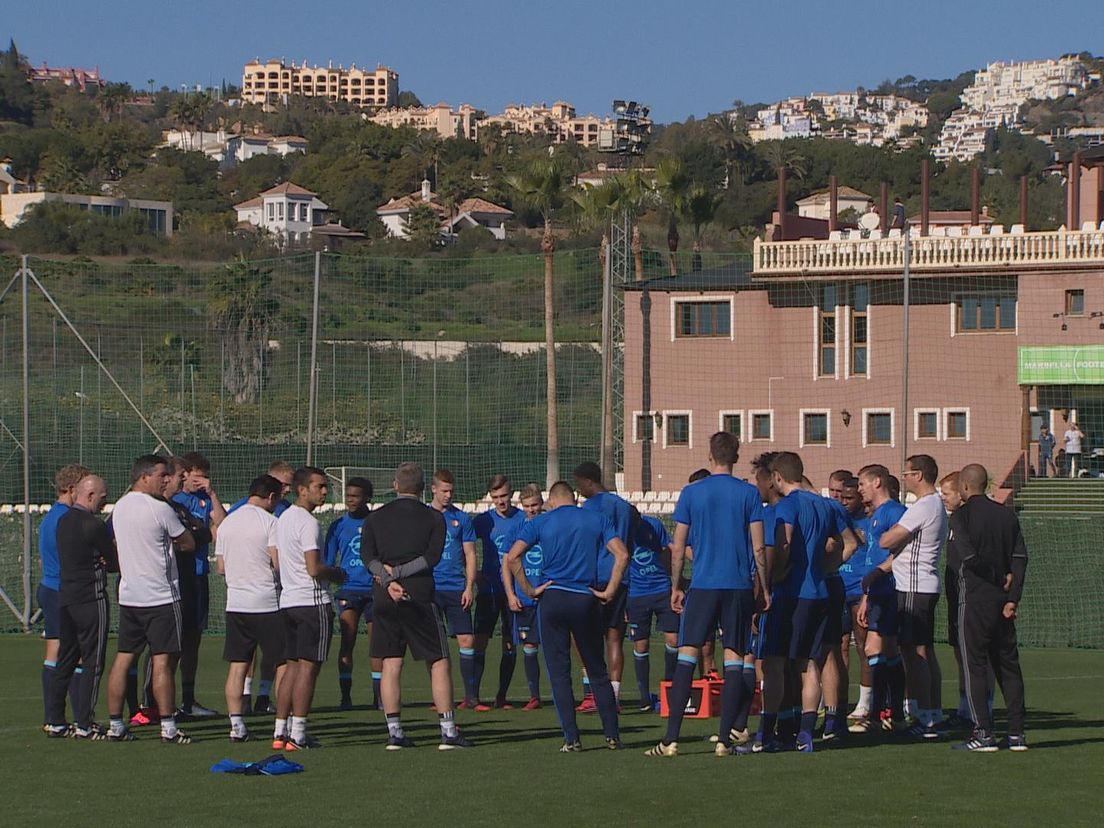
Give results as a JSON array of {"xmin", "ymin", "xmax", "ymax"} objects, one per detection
[
  {"xmin": 370, "ymin": 102, "xmax": 479, "ymax": 139},
  {"xmin": 241, "ymin": 59, "xmax": 398, "ymax": 107},
  {"xmin": 480, "ymin": 101, "xmax": 613, "ymax": 147},
  {"xmin": 622, "ymin": 155, "xmax": 1104, "ymax": 495}
]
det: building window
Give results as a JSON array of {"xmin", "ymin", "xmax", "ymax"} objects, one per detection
[
  {"xmin": 633, "ymin": 412, "xmax": 655, "ymax": 443},
  {"xmin": 266, "ymin": 202, "xmax": 274, "ymax": 221},
  {"xmin": 664, "ymin": 412, "xmax": 691, "ymax": 448},
  {"xmin": 720, "ymin": 411, "xmax": 742, "ymax": 442},
  {"xmin": 945, "ymin": 408, "xmax": 969, "ymax": 440},
  {"xmin": 863, "ymin": 409, "xmax": 894, "ymax": 446},
  {"xmin": 675, "ymin": 300, "xmax": 731, "ymax": 338},
  {"xmin": 1065, "ymin": 289, "xmax": 1084, "ymax": 316},
  {"xmin": 915, "ymin": 409, "xmax": 939, "ymax": 440},
  {"xmin": 750, "ymin": 410, "xmax": 773, "ymax": 442},
  {"xmin": 851, "ymin": 282, "xmax": 868, "ymax": 376},
  {"xmin": 818, "ymin": 284, "xmax": 837, "ymax": 376},
  {"xmin": 956, "ymin": 294, "xmax": 1016, "ymax": 332},
  {"xmin": 300, "ymin": 203, "xmax": 309, "ymax": 222},
  {"xmin": 800, "ymin": 410, "xmax": 830, "ymax": 447}
]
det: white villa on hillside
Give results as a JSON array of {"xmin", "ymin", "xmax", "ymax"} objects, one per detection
[
  {"xmin": 234, "ymin": 182, "xmax": 328, "ymax": 244},
  {"xmin": 376, "ymin": 180, "xmax": 513, "ymax": 240}
]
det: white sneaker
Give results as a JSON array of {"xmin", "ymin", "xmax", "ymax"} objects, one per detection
[{"xmin": 848, "ymin": 704, "xmax": 870, "ymax": 720}]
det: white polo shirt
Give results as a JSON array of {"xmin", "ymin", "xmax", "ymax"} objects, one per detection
[
  {"xmin": 216, "ymin": 503, "xmax": 280, "ymax": 613},
  {"xmin": 891, "ymin": 492, "xmax": 947, "ymax": 595},
  {"xmin": 276, "ymin": 504, "xmax": 330, "ymax": 609},
  {"xmin": 113, "ymin": 491, "xmax": 187, "ymax": 608}
]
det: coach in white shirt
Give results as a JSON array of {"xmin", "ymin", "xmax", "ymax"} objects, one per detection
[
  {"xmin": 1063, "ymin": 422, "xmax": 1084, "ymax": 478},
  {"xmin": 105, "ymin": 455, "xmax": 196, "ymax": 743},
  {"xmin": 273, "ymin": 466, "xmax": 346, "ymax": 751},
  {"xmin": 216, "ymin": 474, "xmax": 286, "ymax": 743},
  {"xmin": 877, "ymin": 454, "xmax": 948, "ymax": 739}
]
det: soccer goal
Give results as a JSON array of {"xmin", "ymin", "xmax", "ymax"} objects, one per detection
[{"xmin": 323, "ymin": 466, "xmax": 396, "ymax": 504}]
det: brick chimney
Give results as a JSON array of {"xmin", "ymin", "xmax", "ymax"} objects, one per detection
[{"xmin": 421, "ymin": 179, "xmax": 432, "ymax": 202}]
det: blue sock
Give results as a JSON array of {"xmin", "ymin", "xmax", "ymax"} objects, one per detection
[
  {"xmin": 823, "ymin": 705, "xmax": 839, "ymax": 735},
  {"xmin": 717, "ymin": 660, "xmax": 746, "ymax": 745},
  {"xmin": 633, "ymin": 649, "xmax": 651, "ymax": 704},
  {"xmin": 371, "ymin": 671, "xmax": 382, "ymax": 706},
  {"xmin": 799, "ymin": 710, "xmax": 818, "ymax": 739},
  {"xmin": 458, "ymin": 649, "xmax": 476, "ymax": 703},
  {"xmin": 663, "ymin": 645, "xmax": 678, "ymax": 682},
  {"xmin": 581, "ymin": 674, "xmax": 592, "ymax": 699},
  {"xmin": 497, "ymin": 649, "xmax": 516, "ymax": 700},
  {"xmin": 869, "ymin": 655, "xmax": 887, "ymax": 716},
  {"xmin": 42, "ymin": 660, "xmax": 57, "ymax": 723},
  {"xmin": 733, "ymin": 663, "xmax": 757, "ymax": 731},
  {"xmin": 69, "ymin": 665, "xmax": 83, "ymax": 719},
  {"xmin": 886, "ymin": 656, "xmax": 906, "ymax": 719},
  {"xmin": 662, "ymin": 656, "xmax": 697, "ymax": 744},
  {"xmin": 339, "ymin": 670, "xmax": 352, "ymax": 701},
  {"xmin": 522, "ymin": 646, "xmax": 540, "ymax": 699},
  {"xmin": 473, "ymin": 650, "xmax": 486, "ymax": 701}
]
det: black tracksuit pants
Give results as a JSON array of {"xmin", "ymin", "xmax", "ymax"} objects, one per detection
[
  {"xmin": 958, "ymin": 588, "xmax": 1026, "ymax": 735},
  {"xmin": 47, "ymin": 598, "xmax": 109, "ymax": 728}
]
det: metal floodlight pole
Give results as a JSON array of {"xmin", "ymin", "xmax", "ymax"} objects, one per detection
[
  {"xmin": 306, "ymin": 252, "xmax": 321, "ymax": 465},
  {"xmin": 600, "ymin": 225, "xmax": 615, "ymax": 488},
  {"xmin": 900, "ymin": 222, "xmax": 911, "ymax": 470},
  {"xmin": 20, "ymin": 256, "xmax": 32, "ymax": 630}
]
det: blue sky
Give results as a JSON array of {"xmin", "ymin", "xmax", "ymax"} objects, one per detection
[{"xmin": 6, "ymin": 1, "xmax": 1103, "ymax": 121}]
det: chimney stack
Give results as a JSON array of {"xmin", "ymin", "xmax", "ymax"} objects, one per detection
[
  {"xmin": 421, "ymin": 178, "xmax": 432, "ymax": 202},
  {"xmin": 970, "ymin": 167, "xmax": 981, "ymax": 226},
  {"xmin": 828, "ymin": 175, "xmax": 838, "ymax": 233},
  {"xmin": 776, "ymin": 166, "xmax": 787, "ymax": 241},
  {"xmin": 1069, "ymin": 151, "xmax": 1081, "ymax": 230}
]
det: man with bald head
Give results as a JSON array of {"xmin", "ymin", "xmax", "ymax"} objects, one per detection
[
  {"xmin": 949, "ymin": 464, "xmax": 1029, "ymax": 752},
  {"xmin": 45, "ymin": 475, "xmax": 115, "ymax": 738}
]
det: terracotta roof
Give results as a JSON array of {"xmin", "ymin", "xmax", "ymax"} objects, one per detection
[
  {"xmin": 233, "ymin": 196, "xmax": 262, "ymax": 210},
  {"xmin": 312, "ymin": 222, "xmax": 366, "ymax": 238},
  {"xmin": 796, "ymin": 186, "xmax": 873, "ymax": 205},
  {"xmin": 259, "ymin": 182, "xmax": 317, "ymax": 197},
  {"xmin": 455, "ymin": 197, "xmax": 512, "ymax": 216},
  {"xmin": 376, "ymin": 192, "xmax": 446, "ymax": 215},
  {"xmin": 271, "ymin": 135, "xmax": 308, "ymax": 143},
  {"xmin": 240, "ymin": 133, "xmax": 272, "ymax": 142}
]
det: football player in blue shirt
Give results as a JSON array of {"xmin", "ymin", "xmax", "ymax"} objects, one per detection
[
  {"xmin": 472, "ymin": 473, "xmax": 526, "ymax": 710},
  {"xmin": 575, "ymin": 461, "xmax": 637, "ymax": 708},
  {"xmin": 428, "ymin": 470, "xmax": 479, "ymax": 708},
  {"xmin": 855, "ymin": 464, "xmax": 909, "ymax": 732},
  {"xmin": 835, "ymin": 476, "xmax": 874, "ymax": 724},
  {"xmin": 646, "ymin": 432, "xmax": 768, "ymax": 758},
  {"xmin": 625, "ymin": 514, "xmax": 677, "ymax": 713},
  {"xmin": 770, "ymin": 452, "xmax": 846, "ymax": 752},
  {"xmin": 323, "ymin": 477, "xmax": 379, "ymax": 710},
  {"xmin": 820, "ymin": 472, "xmax": 861, "ymax": 741},
  {"xmin": 38, "ymin": 463, "xmax": 90, "ymax": 731},
  {"xmin": 172, "ymin": 452, "xmax": 227, "ymax": 719},
  {"xmin": 505, "ymin": 481, "xmax": 629, "ymax": 751},
  {"xmin": 501, "ymin": 483, "xmax": 546, "ymax": 711}
]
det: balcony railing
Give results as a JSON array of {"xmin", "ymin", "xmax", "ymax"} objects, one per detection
[{"xmin": 754, "ymin": 227, "xmax": 1104, "ymax": 276}]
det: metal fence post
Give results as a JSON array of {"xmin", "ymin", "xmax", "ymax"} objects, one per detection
[
  {"xmin": 21, "ymin": 255, "xmax": 31, "ymax": 631},
  {"xmin": 306, "ymin": 252, "xmax": 321, "ymax": 465}
]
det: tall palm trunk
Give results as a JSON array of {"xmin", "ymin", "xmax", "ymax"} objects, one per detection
[
  {"xmin": 631, "ymin": 225, "xmax": 644, "ymax": 281},
  {"xmin": 542, "ymin": 217, "xmax": 559, "ymax": 487},
  {"xmin": 667, "ymin": 215, "xmax": 680, "ymax": 276}
]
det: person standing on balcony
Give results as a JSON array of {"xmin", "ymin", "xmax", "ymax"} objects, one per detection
[
  {"xmin": 1036, "ymin": 425, "xmax": 1056, "ymax": 478},
  {"xmin": 1062, "ymin": 421, "xmax": 1084, "ymax": 478}
]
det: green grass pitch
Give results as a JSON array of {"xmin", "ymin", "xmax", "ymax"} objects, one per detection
[{"xmin": 1, "ymin": 636, "xmax": 1101, "ymax": 826}]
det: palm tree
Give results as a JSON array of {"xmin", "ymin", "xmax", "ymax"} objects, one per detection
[
  {"xmin": 208, "ymin": 258, "xmax": 279, "ymax": 404},
  {"xmin": 763, "ymin": 140, "xmax": 808, "ymax": 180},
  {"xmin": 707, "ymin": 114, "xmax": 753, "ymax": 189},
  {"xmin": 96, "ymin": 82, "xmax": 132, "ymax": 123},
  {"xmin": 401, "ymin": 132, "xmax": 441, "ymax": 190},
  {"xmin": 655, "ymin": 157, "xmax": 690, "ymax": 275},
  {"xmin": 507, "ymin": 155, "xmax": 569, "ymax": 487},
  {"xmin": 684, "ymin": 185, "xmax": 723, "ymax": 271}
]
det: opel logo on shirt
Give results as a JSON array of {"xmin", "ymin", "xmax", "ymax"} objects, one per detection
[
  {"xmin": 633, "ymin": 548, "xmax": 654, "ymax": 566},
  {"xmin": 525, "ymin": 548, "xmax": 543, "ymax": 567}
]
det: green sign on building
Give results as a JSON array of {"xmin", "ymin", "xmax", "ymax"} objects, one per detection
[{"xmin": 1018, "ymin": 346, "xmax": 1104, "ymax": 385}]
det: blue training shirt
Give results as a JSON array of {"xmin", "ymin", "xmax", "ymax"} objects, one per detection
[
  {"xmin": 580, "ymin": 490, "xmax": 636, "ymax": 586},
  {"xmin": 774, "ymin": 490, "xmax": 847, "ymax": 600},
  {"xmin": 861, "ymin": 500, "xmax": 907, "ymax": 596},
  {"xmin": 473, "ymin": 507, "xmax": 526, "ymax": 594},
  {"xmin": 229, "ymin": 496, "xmax": 290, "ymax": 517},
  {"xmin": 509, "ymin": 518, "xmax": 544, "ymax": 608},
  {"xmin": 324, "ymin": 512, "xmax": 371, "ymax": 593},
  {"xmin": 628, "ymin": 515, "xmax": 671, "ymax": 598},
  {"xmin": 672, "ymin": 473, "xmax": 763, "ymax": 590},
  {"xmin": 172, "ymin": 490, "xmax": 213, "ymax": 576},
  {"xmin": 38, "ymin": 501, "xmax": 70, "ymax": 591},
  {"xmin": 839, "ymin": 512, "xmax": 869, "ymax": 597},
  {"xmin": 517, "ymin": 506, "xmax": 616, "ymax": 595},
  {"xmin": 432, "ymin": 504, "xmax": 477, "ymax": 593}
]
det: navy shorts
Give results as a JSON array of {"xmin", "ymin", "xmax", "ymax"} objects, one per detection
[
  {"xmin": 38, "ymin": 584, "xmax": 60, "ymax": 639},
  {"xmin": 433, "ymin": 590, "xmax": 474, "ymax": 637},
  {"xmin": 474, "ymin": 592, "xmax": 514, "ymax": 641},
  {"xmin": 336, "ymin": 591, "xmax": 375, "ymax": 624},
  {"xmin": 789, "ymin": 598, "xmax": 828, "ymax": 662},
  {"xmin": 865, "ymin": 591, "xmax": 898, "ymax": 635},
  {"xmin": 598, "ymin": 583, "xmax": 628, "ymax": 633},
  {"xmin": 677, "ymin": 588, "xmax": 754, "ymax": 654},
  {"xmin": 842, "ymin": 594, "xmax": 862, "ymax": 635},
  {"xmin": 753, "ymin": 594, "xmax": 794, "ymax": 659},
  {"xmin": 824, "ymin": 576, "xmax": 846, "ymax": 647},
  {"xmin": 626, "ymin": 592, "xmax": 678, "ymax": 641},
  {"xmin": 513, "ymin": 604, "xmax": 540, "ymax": 645}
]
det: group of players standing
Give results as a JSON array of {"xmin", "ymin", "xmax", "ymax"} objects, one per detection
[{"xmin": 37, "ymin": 429, "xmax": 1029, "ymax": 754}]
